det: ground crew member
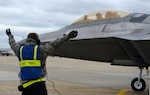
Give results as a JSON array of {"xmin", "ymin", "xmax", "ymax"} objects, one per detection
[{"xmin": 6, "ymin": 28, "xmax": 78, "ymax": 95}]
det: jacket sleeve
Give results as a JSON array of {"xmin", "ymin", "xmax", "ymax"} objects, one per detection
[
  {"xmin": 40, "ymin": 35, "xmax": 70, "ymax": 56},
  {"xmin": 8, "ymin": 34, "xmax": 20, "ymax": 55}
]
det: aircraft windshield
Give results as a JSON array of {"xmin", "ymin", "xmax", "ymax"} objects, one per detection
[{"xmin": 71, "ymin": 10, "xmax": 130, "ymax": 25}]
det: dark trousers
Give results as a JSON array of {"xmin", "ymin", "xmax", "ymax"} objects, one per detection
[{"xmin": 22, "ymin": 82, "xmax": 47, "ymax": 95}]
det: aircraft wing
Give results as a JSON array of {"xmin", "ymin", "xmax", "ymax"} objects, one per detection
[{"xmin": 37, "ymin": 29, "xmax": 150, "ymax": 67}]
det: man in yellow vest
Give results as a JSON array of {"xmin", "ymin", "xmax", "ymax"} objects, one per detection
[{"xmin": 6, "ymin": 28, "xmax": 78, "ymax": 95}]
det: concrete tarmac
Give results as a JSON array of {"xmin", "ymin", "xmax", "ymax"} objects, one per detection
[{"xmin": 0, "ymin": 56, "xmax": 148, "ymax": 95}]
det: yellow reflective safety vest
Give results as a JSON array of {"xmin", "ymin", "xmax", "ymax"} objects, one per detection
[{"xmin": 18, "ymin": 45, "xmax": 42, "ymax": 80}]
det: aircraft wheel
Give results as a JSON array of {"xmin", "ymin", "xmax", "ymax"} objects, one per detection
[{"xmin": 131, "ymin": 78, "xmax": 146, "ymax": 91}]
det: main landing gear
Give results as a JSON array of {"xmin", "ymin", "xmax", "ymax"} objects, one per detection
[{"xmin": 131, "ymin": 67, "xmax": 149, "ymax": 91}]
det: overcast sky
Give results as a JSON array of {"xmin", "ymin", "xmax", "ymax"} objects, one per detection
[{"xmin": 0, "ymin": 0, "xmax": 150, "ymax": 48}]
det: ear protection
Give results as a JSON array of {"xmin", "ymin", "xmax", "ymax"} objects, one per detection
[{"xmin": 36, "ymin": 38, "xmax": 40, "ymax": 45}]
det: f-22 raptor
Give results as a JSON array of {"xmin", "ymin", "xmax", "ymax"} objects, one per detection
[{"xmin": 19, "ymin": 10, "xmax": 150, "ymax": 91}]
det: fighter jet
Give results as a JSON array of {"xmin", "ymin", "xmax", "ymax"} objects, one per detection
[{"xmin": 19, "ymin": 10, "xmax": 150, "ymax": 91}]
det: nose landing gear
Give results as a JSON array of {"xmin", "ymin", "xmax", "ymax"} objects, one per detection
[
  {"xmin": 131, "ymin": 67, "xmax": 148, "ymax": 91},
  {"xmin": 131, "ymin": 77, "xmax": 146, "ymax": 91}
]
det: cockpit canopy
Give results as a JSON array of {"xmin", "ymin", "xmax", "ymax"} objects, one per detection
[{"xmin": 71, "ymin": 10, "xmax": 130, "ymax": 25}]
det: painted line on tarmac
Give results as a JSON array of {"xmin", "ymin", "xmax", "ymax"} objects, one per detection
[
  {"xmin": 118, "ymin": 89, "xmax": 130, "ymax": 95},
  {"xmin": 0, "ymin": 86, "xmax": 17, "ymax": 88}
]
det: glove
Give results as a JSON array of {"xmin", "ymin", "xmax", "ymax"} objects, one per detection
[
  {"xmin": 68, "ymin": 30, "xmax": 78, "ymax": 38},
  {"xmin": 6, "ymin": 28, "xmax": 11, "ymax": 36}
]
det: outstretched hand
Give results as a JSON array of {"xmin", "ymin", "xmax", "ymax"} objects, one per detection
[
  {"xmin": 68, "ymin": 30, "xmax": 78, "ymax": 39},
  {"xmin": 6, "ymin": 28, "xmax": 11, "ymax": 36}
]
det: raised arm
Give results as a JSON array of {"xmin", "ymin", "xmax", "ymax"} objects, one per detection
[
  {"xmin": 41, "ymin": 30, "xmax": 78, "ymax": 55},
  {"xmin": 6, "ymin": 28, "xmax": 20, "ymax": 55}
]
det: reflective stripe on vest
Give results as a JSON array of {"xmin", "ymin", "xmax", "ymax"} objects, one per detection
[
  {"xmin": 19, "ymin": 60, "xmax": 41, "ymax": 68},
  {"xmin": 22, "ymin": 77, "xmax": 45, "ymax": 88}
]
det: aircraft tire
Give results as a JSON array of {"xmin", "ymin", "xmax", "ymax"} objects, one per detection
[{"xmin": 131, "ymin": 78, "xmax": 146, "ymax": 91}]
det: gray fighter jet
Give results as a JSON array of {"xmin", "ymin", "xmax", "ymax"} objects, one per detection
[{"xmin": 19, "ymin": 10, "xmax": 150, "ymax": 91}]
